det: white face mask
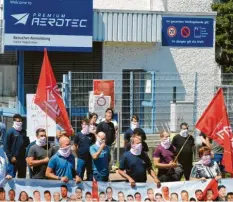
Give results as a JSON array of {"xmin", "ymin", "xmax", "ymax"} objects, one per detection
[
  {"xmin": 161, "ymin": 138, "xmax": 171, "ymax": 149},
  {"xmin": 131, "ymin": 122, "xmax": 139, "ymax": 130},
  {"xmin": 13, "ymin": 121, "xmax": 23, "ymax": 131},
  {"xmin": 130, "ymin": 143, "xmax": 142, "ymax": 155},
  {"xmin": 201, "ymin": 155, "xmax": 211, "ymax": 166},
  {"xmin": 36, "ymin": 136, "xmax": 47, "ymax": 147},
  {"xmin": 58, "ymin": 145, "xmax": 71, "ymax": 158},
  {"xmin": 81, "ymin": 124, "xmax": 89, "ymax": 135},
  {"xmin": 96, "ymin": 138, "xmax": 104, "ymax": 147},
  {"xmin": 180, "ymin": 129, "xmax": 188, "ymax": 137}
]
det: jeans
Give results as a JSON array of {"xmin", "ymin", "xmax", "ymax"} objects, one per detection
[
  {"xmin": 109, "ymin": 143, "xmax": 115, "ymax": 170},
  {"xmin": 93, "ymin": 172, "xmax": 109, "ymax": 182},
  {"xmin": 158, "ymin": 165, "xmax": 184, "ymax": 182},
  {"xmin": 213, "ymin": 153, "xmax": 225, "ymax": 172},
  {"xmin": 77, "ymin": 158, "xmax": 93, "ymax": 181},
  {"xmin": 10, "ymin": 158, "xmax": 27, "ymax": 178}
]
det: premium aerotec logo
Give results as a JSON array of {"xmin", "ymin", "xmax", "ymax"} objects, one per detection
[
  {"xmin": 11, "ymin": 13, "xmax": 29, "ymax": 25},
  {"xmin": 11, "ymin": 13, "xmax": 87, "ymax": 28}
]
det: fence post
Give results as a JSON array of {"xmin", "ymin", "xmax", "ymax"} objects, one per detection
[
  {"xmin": 68, "ymin": 71, "xmax": 72, "ymax": 121},
  {"xmin": 193, "ymin": 72, "xmax": 198, "ymax": 127},
  {"xmin": 117, "ymin": 112, "xmax": 121, "ymax": 165},
  {"xmin": 151, "ymin": 72, "xmax": 156, "ymax": 133},
  {"xmin": 62, "ymin": 74, "xmax": 68, "ymax": 108},
  {"xmin": 130, "ymin": 72, "xmax": 134, "ymax": 118}
]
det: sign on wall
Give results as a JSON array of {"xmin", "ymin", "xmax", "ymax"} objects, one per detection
[
  {"xmin": 93, "ymin": 80, "xmax": 115, "ymax": 108},
  {"xmin": 26, "ymin": 94, "xmax": 56, "ymax": 141},
  {"xmin": 4, "ymin": 0, "xmax": 93, "ymax": 52},
  {"xmin": 162, "ymin": 17, "xmax": 214, "ymax": 47},
  {"xmin": 89, "ymin": 91, "xmax": 111, "ymax": 118}
]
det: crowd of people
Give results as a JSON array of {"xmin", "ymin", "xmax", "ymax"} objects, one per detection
[{"xmin": 0, "ymin": 107, "xmax": 232, "ymax": 201}]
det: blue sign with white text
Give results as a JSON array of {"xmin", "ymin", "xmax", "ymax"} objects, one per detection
[
  {"xmin": 162, "ymin": 17, "xmax": 213, "ymax": 47},
  {"xmin": 4, "ymin": 0, "xmax": 93, "ymax": 52}
]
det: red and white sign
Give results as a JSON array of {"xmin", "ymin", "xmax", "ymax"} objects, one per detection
[
  {"xmin": 167, "ymin": 26, "xmax": 177, "ymax": 37},
  {"xmin": 181, "ymin": 26, "xmax": 191, "ymax": 38},
  {"xmin": 89, "ymin": 91, "xmax": 111, "ymax": 118},
  {"xmin": 93, "ymin": 80, "xmax": 115, "ymax": 108}
]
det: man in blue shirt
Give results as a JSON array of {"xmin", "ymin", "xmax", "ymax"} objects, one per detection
[
  {"xmin": 4, "ymin": 114, "xmax": 30, "ymax": 178},
  {"xmin": 118, "ymin": 132, "xmax": 161, "ymax": 188},
  {"xmin": 46, "ymin": 136, "xmax": 81, "ymax": 183},
  {"xmin": 90, "ymin": 132, "xmax": 110, "ymax": 181},
  {"xmin": 74, "ymin": 119, "xmax": 95, "ymax": 181}
]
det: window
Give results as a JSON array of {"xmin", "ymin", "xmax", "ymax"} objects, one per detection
[{"xmin": 0, "ymin": 52, "xmax": 17, "ymax": 110}]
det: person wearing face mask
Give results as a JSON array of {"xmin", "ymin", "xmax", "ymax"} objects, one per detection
[
  {"xmin": 153, "ymin": 131, "xmax": 184, "ymax": 182},
  {"xmin": 4, "ymin": 114, "xmax": 30, "ymax": 178},
  {"xmin": 90, "ymin": 132, "xmax": 110, "ymax": 181},
  {"xmin": 190, "ymin": 146, "xmax": 222, "ymax": 181},
  {"xmin": 118, "ymin": 133, "xmax": 161, "ymax": 188},
  {"xmin": 73, "ymin": 119, "xmax": 95, "ymax": 180},
  {"xmin": 171, "ymin": 122, "xmax": 195, "ymax": 180},
  {"xmin": 46, "ymin": 136, "xmax": 81, "ymax": 183},
  {"xmin": 125, "ymin": 128, "xmax": 149, "ymax": 153},
  {"xmin": 96, "ymin": 108, "xmax": 116, "ymax": 171},
  {"xmin": 124, "ymin": 115, "xmax": 140, "ymax": 148},
  {"xmin": 89, "ymin": 113, "xmax": 98, "ymax": 134},
  {"xmin": 26, "ymin": 128, "xmax": 55, "ymax": 179}
]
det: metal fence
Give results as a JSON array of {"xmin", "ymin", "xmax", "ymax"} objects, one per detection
[
  {"xmin": 63, "ymin": 71, "xmax": 205, "ymax": 134},
  {"xmin": 217, "ymin": 73, "xmax": 233, "ymax": 129}
]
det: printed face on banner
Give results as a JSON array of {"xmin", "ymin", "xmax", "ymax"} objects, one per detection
[
  {"xmin": 2, "ymin": 179, "xmax": 233, "ymax": 202},
  {"xmin": 93, "ymin": 80, "xmax": 115, "ymax": 108}
]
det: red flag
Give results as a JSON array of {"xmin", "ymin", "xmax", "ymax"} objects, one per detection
[
  {"xmin": 34, "ymin": 49, "xmax": 73, "ymax": 136},
  {"xmin": 92, "ymin": 178, "xmax": 99, "ymax": 201},
  {"xmin": 196, "ymin": 88, "xmax": 233, "ymax": 174},
  {"xmin": 202, "ymin": 179, "xmax": 218, "ymax": 201}
]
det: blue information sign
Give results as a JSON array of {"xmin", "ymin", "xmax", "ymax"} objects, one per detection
[
  {"xmin": 162, "ymin": 17, "xmax": 214, "ymax": 47},
  {"xmin": 4, "ymin": 0, "xmax": 93, "ymax": 52}
]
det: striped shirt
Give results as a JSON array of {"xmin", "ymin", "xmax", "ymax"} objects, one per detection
[{"xmin": 190, "ymin": 161, "xmax": 221, "ymax": 179}]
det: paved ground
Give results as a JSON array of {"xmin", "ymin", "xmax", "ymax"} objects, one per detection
[{"xmin": 109, "ymin": 171, "xmax": 155, "ymax": 182}]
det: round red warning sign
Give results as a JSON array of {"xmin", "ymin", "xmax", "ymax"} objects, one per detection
[
  {"xmin": 181, "ymin": 26, "xmax": 190, "ymax": 38},
  {"xmin": 97, "ymin": 97, "xmax": 106, "ymax": 106},
  {"xmin": 167, "ymin": 26, "xmax": 177, "ymax": 37}
]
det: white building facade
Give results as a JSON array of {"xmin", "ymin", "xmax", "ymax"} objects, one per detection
[{"xmin": 0, "ymin": 0, "xmax": 220, "ymax": 132}]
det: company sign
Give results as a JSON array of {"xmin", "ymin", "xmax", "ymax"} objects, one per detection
[{"xmin": 4, "ymin": 0, "xmax": 93, "ymax": 52}]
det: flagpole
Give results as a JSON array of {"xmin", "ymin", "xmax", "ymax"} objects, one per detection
[
  {"xmin": 173, "ymin": 129, "xmax": 195, "ymax": 163},
  {"xmin": 162, "ymin": 123, "xmax": 195, "ymax": 163},
  {"xmin": 46, "ymin": 104, "xmax": 49, "ymax": 157}
]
